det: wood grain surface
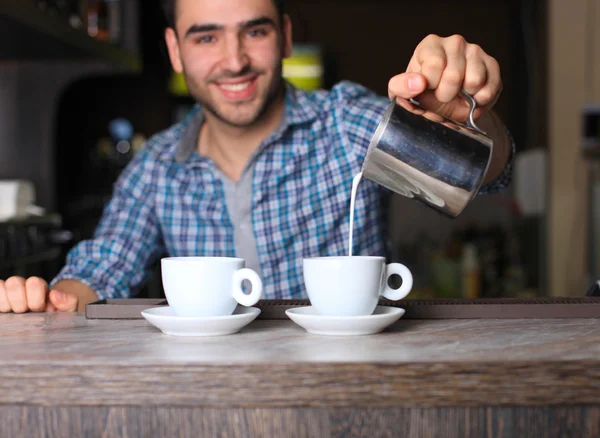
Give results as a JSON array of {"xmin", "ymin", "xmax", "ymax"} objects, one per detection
[
  {"xmin": 1, "ymin": 406, "xmax": 598, "ymax": 438},
  {"xmin": 328, "ymin": 406, "xmax": 600, "ymax": 438},
  {"xmin": 0, "ymin": 313, "xmax": 599, "ymax": 408},
  {"xmin": 0, "ymin": 407, "xmax": 329, "ymax": 438}
]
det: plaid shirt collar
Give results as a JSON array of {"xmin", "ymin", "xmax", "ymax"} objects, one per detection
[{"xmin": 157, "ymin": 81, "xmax": 319, "ymax": 165}]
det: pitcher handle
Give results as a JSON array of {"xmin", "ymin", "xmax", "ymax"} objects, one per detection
[
  {"xmin": 459, "ymin": 90, "xmax": 487, "ymax": 135},
  {"xmin": 409, "ymin": 90, "xmax": 487, "ymax": 135}
]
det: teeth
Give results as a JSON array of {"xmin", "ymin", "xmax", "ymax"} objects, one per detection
[{"xmin": 220, "ymin": 81, "xmax": 251, "ymax": 92}]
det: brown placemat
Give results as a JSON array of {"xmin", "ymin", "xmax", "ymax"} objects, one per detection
[
  {"xmin": 86, "ymin": 297, "xmax": 600, "ymax": 319},
  {"xmin": 85, "ymin": 299, "xmax": 167, "ymax": 319},
  {"xmin": 258, "ymin": 298, "xmax": 600, "ymax": 319}
]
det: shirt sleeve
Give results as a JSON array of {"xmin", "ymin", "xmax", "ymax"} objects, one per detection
[
  {"xmin": 476, "ymin": 127, "xmax": 516, "ymax": 194},
  {"xmin": 332, "ymin": 80, "xmax": 513, "ymax": 194},
  {"xmin": 50, "ymin": 148, "xmax": 164, "ymax": 299}
]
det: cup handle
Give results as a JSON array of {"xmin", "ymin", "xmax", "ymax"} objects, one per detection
[
  {"xmin": 380, "ymin": 263, "xmax": 413, "ymax": 301},
  {"xmin": 232, "ymin": 268, "xmax": 263, "ymax": 307}
]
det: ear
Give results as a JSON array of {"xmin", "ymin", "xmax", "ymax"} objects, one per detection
[
  {"xmin": 281, "ymin": 14, "xmax": 293, "ymax": 59},
  {"xmin": 165, "ymin": 27, "xmax": 184, "ymax": 73}
]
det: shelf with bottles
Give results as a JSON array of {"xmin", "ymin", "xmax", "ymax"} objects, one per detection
[
  {"xmin": 0, "ymin": 0, "xmax": 141, "ymax": 72},
  {"xmin": 393, "ymin": 222, "xmax": 540, "ymax": 299}
]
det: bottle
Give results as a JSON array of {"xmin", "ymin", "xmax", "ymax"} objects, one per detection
[
  {"xmin": 87, "ymin": 0, "xmax": 108, "ymax": 41},
  {"xmin": 503, "ymin": 231, "xmax": 526, "ymax": 297},
  {"xmin": 67, "ymin": 0, "xmax": 85, "ymax": 30},
  {"xmin": 461, "ymin": 243, "xmax": 481, "ymax": 299},
  {"xmin": 105, "ymin": 0, "xmax": 121, "ymax": 44}
]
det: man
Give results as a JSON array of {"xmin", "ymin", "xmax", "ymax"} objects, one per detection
[{"xmin": 0, "ymin": 0, "xmax": 513, "ymax": 313}]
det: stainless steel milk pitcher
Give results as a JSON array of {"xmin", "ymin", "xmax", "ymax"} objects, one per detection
[{"xmin": 361, "ymin": 91, "xmax": 494, "ymax": 217}]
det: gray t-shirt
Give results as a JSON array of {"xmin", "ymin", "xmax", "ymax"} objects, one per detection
[{"xmin": 174, "ymin": 109, "xmax": 262, "ymax": 277}]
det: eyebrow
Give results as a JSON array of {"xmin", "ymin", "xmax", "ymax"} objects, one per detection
[{"xmin": 184, "ymin": 16, "xmax": 276, "ymax": 38}]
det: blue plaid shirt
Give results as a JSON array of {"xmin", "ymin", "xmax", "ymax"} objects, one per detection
[{"xmin": 51, "ymin": 81, "xmax": 513, "ymax": 299}]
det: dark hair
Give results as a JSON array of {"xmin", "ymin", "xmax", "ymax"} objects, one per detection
[{"xmin": 161, "ymin": 0, "xmax": 285, "ymax": 29}]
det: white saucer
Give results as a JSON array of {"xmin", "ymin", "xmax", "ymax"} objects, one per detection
[
  {"xmin": 285, "ymin": 305, "xmax": 405, "ymax": 336},
  {"xmin": 141, "ymin": 306, "xmax": 261, "ymax": 337}
]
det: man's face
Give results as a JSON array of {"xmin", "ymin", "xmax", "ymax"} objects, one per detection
[{"xmin": 165, "ymin": 0, "xmax": 292, "ymax": 127}]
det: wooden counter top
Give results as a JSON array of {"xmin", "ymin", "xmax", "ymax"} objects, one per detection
[{"xmin": 1, "ymin": 313, "xmax": 599, "ymax": 408}]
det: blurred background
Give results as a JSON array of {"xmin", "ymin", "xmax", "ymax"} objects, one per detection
[{"xmin": 0, "ymin": 0, "xmax": 598, "ymax": 299}]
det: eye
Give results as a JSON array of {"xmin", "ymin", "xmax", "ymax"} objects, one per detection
[
  {"xmin": 195, "ymin": 34, "xmax": 215, "ymax": 44},
  {"xmin": 248, "ymin": 28, "xmax": 268, "ymax": 38}
]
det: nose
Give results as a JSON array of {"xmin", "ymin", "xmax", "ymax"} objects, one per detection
[{"xmin": 221, "ymin": 34, "xmax": 249, "ymax": 73}]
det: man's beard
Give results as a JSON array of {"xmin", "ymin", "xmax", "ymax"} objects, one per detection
[{"xmin": 183, "ymin": 64, "xmax": 285, "ymax": 128}]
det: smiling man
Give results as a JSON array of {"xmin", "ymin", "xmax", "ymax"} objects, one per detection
[
  {"xmin": 164, "ymin": 0, "xmax": 291, "ymax": 182},
  {"xmin": 0, "ymin": 0, "xmax": 513, "ymax": 313}
]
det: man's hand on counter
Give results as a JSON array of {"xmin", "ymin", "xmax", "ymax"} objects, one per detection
[{"xmin": 0, "ymin": 278, "xmax": 98, "ymax": 313}]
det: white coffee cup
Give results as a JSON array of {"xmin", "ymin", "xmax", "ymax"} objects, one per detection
[
  {"xmin": 303, "ymin": 256, "xmax": 413, "ymax": 316},
  {"xmin": 161, "ymin": 257, "xmax": 263, "ymax": 317}
]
